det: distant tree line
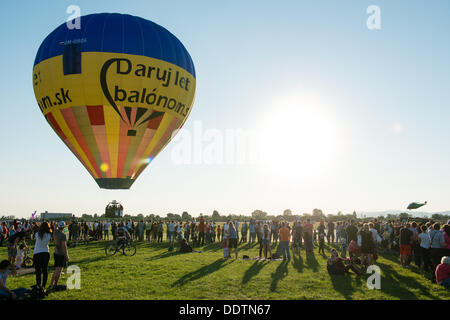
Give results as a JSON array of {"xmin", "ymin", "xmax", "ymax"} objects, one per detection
[{"xmin": 3, "ymin": 210, "xmax": 449, "ymax": 223}]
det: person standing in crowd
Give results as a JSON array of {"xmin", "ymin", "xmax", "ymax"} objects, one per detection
[
  {"xmin": 184, "ymin": 222, "xmax": 190, "ymax": 242},
  {"xmin": 327, "ymin": 220, "xmax": 335, "ymax": 245},
  {"xmin": 104, "ymin": 221, "xmax": 110, "ymax": 240},
  {"xmin": 138, "ymin": 220, "xmax": 145, "ymax": 242},
  {"xmin": 429, "ymin": 223, "xmax": 446, "ymax": 270},
  {"xmin": 442, "ymin": 225, "xmax": 450, "ymax": 257},
  {"xmin": 418, "ymin": 225, "xmax": 432, "ymax": 273},
  {"xmin": 228, "ymin": 221, "xmax": 238, "ymax": 259},
  {"xmin": 111, "ymin": 221, "xmax": 117, "ymax": 241},
  {"xmin": 199, "ymin": 216, "xmax": 205, "ymax": 246},
  {"xmin": 168, "ymin": 221, "xmax": 175, "ymax": 243},
  {"xmin": 259, "ymin": 224, "xmax": 272, "ymax": 259},
  {"xmin": 217, "ymin": 224, "xmax": 221, "ymax": 244},
  {"xmin": 6, "ymin": 230, "xmax": 26, "ymax": 267},
  {"xmin": 303, "ymin": 219, "xmax": 314, "ymax": 255},
  {"xmin": 409, "ymin": 222, "xmax": 421, "ymax": 267},
  {"xmin": 318, "ymin": 221, "xmax": 326, "ymax": 255},
  {"xmin": 359, "ymin": 224, "xmax": 374, "ymax": 268},
  {"xmin": 249, "ymin": 220, "xmax": 256, "ymax": 243},
  {"xmin": 279, "ymin": 222, "xmax": 291, "ymax": 260},
  {"xmin": 33, "ymin": 222, "xmax": 52, "ymax": 292},
  {"xmin": 346, "ymin": 220, "xmax": 358, "ymax": 243},
  {"xmin": 292, "ymin": 218, "xmax": 303, "ymax": 256},
  {"xmin": 1, "ymin": 222, "xmax": 8, "ymax": 246},
  {"xmin": 49, "ymin": 221, "xmax": 69, "ymax": 291},
  {"xmin": 240, "ymin": 221, "xmax": 248, "ymax": 243},
  {"xmin": 399, "ymin": 223, "xmax": 414, "ymax": 268}
]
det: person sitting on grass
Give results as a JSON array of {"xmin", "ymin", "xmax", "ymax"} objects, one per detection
[
  {"xmin": 0, "ymin": 260, "xmax": 27, "ymax": 300},
  {"xmin": 178, "ymin": 238, "xmax": 194, "ymax": 253},
  {"xmin": 435, "ymin": 256, "xmax": 450, "ymax": 289},
  {"xmin": 327, "ymin": 249, "xmax": 361, "ymax": 276}
]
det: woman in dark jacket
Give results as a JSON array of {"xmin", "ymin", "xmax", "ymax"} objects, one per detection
[{"xmin": 359, "ymin": 224, "xmax": 374, "ymax": 268}]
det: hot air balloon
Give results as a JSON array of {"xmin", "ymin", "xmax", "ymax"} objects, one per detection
[
  {"xmin": 407, "ymin": 201, "xmax": 427, "ymax": 210},
  {"xmin": 32, "ymin": 13, "xmax": 196, "ymax": 189}
]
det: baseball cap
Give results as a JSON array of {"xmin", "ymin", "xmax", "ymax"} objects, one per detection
[{"xmin": 58, "ymin": 221, "xmax": 66, "ymax": 228}]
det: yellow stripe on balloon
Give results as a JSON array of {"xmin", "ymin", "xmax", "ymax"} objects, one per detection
[
  {"xmin": 51, "ymin": 109, "xmax": 99, "ymax": 179},
  {"xmin": 103, "ymin": 104, "xmax": 121, "ymax": 178}
]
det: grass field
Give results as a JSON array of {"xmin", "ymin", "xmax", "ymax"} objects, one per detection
[{"xmin": 2, "ymin": 239, "xmax": 449, "ymax": 300}]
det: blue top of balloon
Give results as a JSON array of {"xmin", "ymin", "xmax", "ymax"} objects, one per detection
[{"xmin": 34, "ymin": 13, "xmax": 195, "ymax": 77}]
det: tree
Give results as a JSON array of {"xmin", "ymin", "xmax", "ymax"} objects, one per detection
[
  {"xmin": 182, "ymin": 211, "xmax": 192, "ymax": 221},
  {"xmin": 283, "ymin": 209, "xmax": 292, "ymax": 217},
  {"xmin": 399, "ymin": 212, "xmax": 410, "ymax": 221},
  {"xmin": 212, "ymin": 210, "xmax": 221, "ymax": 221},
  {"xmin": 312, "ymin": 208, "xmax": 325, "ymax": 219},
  {"xmin": 251, "ymin": 210, "xmax": 268, "ymax": 220}
]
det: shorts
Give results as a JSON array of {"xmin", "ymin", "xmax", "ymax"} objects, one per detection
[
  {"xmin": 54, "ymin": 253, "xmax": 66, "ymax": 268},
  {"xmin": 262, "ymin": 239, "xmax": 270, "ymax": 246},
  {"xmin": 7, "ymin": 242, "xmax": 17, "ymax": 258},
  {"xmin": 400, "ymin": 244, "xmax": 411, "ymax": 256},
  {"xmin": 229, "ymin": 238, "xmax": 238, "ymax": 249}
]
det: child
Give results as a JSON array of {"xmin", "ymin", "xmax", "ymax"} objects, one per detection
[
  {"xmin": 16, "ymin": 244, "xmax": 26, "ymax": 270},
  {"xmin": 340, "ymin": 242, "xmax": 348, "ymax": 259},
  {"xmin": 318, "ymin": 231, "xmax": 325, "ymax": 254},
  {"xmin": 222, "ymin": 238, "xmax": 229, "ymax": 259}
]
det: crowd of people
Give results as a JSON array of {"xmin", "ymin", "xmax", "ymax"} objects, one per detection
[{"xmin": 1, "ymin": 215, "xmax": 450, "ymax": 300}]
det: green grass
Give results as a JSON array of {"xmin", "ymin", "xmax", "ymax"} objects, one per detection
[{"xmin": 2, "ymin": 240, "xmax": 449, "ymax": 300}]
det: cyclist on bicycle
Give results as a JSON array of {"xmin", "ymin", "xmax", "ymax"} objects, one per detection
[{"xmin": 115, "ymin": 223, "xmax": 131, "ymax": 247}]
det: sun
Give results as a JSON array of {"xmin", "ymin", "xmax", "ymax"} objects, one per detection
[{"xmin": 255, "ymin": 92, "xmax": 342, "ymax": 181}]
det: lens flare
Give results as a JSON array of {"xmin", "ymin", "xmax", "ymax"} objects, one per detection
[{"xmin": 100, "ymin": 163, "xmax": 109, "ymax": 172}]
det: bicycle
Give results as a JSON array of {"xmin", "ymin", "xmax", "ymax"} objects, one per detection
[{"xmin": 105, "ymin": 239, "xmax": 136, "ymax": 256}]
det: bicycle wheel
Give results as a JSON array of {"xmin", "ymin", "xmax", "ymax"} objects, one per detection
[
  {"xmin": 123, "ymin": 243, "xmax": 136, "ymax": 256},
  {"xmin": 105, "ymin": 243, "xmax": 118, "ymax": 256}
]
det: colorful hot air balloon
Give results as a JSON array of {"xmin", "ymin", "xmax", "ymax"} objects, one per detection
[{"xmin": 32, "ymin": 13, "xmax": 196, "ymax": 189}]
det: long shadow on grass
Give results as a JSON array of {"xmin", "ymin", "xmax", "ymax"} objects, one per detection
[
  {"xmin": 147, "ymin": 251, "xmax": 183, "ymax": 261},
  {"xmin": 270, "ymin": 260, "xmax": 289, "ymax": 292},
  {"xmin": 375, "ymin": 262, "xmax": 438, "ymax": 299},
  {"xmin": 171, "ymin": 258, "xmax": 232, "ymax": 287},
  {"xmin": 292, "ymin": 254, "xmax": 304, "ymax": 273},
  {"xmin": 329, "ymin": 274, "xmax": 357, "ymax": 300},
  {"xmin": 242, "ymin": 260, "xmax": 269, "ymax": 285},
  {"xmin": 305, "ymin": 253, "xmax": 320, "ymax": 272}
]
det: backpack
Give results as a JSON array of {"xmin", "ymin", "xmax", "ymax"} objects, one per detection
[{"xmin": 29, "ymin": 285, "xmax": 45, "ymax": 300}]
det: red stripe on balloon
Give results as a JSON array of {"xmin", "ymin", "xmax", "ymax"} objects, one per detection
[{"xmin": 86, "ymin": 105, "xmax": 105, "ymax": 125}]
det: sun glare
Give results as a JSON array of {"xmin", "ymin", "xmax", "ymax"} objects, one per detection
[{"xmin": 256, "ymin": 92, "xmax": 341, "ymax": 181}]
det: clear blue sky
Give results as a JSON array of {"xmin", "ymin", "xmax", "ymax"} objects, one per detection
[{"xmin": 1, "ymin": 0, "xmax": 450, "ymax": 218}]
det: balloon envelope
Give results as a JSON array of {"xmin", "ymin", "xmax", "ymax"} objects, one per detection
[{"xmin": 33, "ymin": 13, "xmax": 196, "ymax": 189}]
